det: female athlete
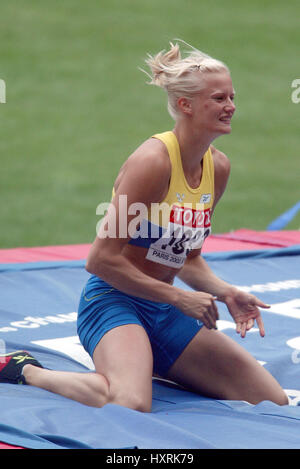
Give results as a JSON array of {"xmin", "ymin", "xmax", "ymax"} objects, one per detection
[{"xmin": 1, "ymin": 41, "xmax": 288, "ymax": 410}]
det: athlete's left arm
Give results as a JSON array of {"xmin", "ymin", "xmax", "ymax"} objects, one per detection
[
  {"xmin": 177, "ymin": 147, "xmax": 269, "ymax": 337},
  {"xmin": 178, "ymin": 146, "xmax": 232, "ymax": 292},
  {"xmin": 177, "ymin": 146, "xmax": 231, "ymax": 296}
]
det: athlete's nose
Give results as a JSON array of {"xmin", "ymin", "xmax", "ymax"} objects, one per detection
[{"xmin": 225, "ymin": 97, "xmax": 235, "ymax": 113}]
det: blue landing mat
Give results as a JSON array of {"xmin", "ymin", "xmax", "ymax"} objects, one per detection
[{"xmin": 1, "ymin": 246, "xmax": 300, "ymax": 449}]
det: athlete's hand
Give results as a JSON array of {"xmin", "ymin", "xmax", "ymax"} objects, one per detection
[
  {"xmin": 222, "ymin": 290, "xmax": 269, "ymax": 338},
  {"xmin": 177, "ymin": 291, "xmax": 219, "ymax": 330}
]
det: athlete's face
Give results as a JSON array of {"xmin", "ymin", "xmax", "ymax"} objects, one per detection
[{"xmin": 191, "ymin": 70, "xmax": 236, "ymax": 136}]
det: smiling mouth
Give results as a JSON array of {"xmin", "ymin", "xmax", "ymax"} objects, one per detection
[{"xmin": 219, "ymin": 116, "xmax": 232, "ymax": 123}]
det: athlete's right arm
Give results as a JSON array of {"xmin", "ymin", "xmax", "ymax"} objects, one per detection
[
  {"xmin": 86, "ymin": 139, "xmax": 218, "ymax": 329},
  {"xmin": 86, "ymin": 140, "xmax": 181, "ymax": 303}
]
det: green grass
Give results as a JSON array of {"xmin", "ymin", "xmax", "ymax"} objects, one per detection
[{"xmin": 0, "ymin": 0, "xmax": 299, "ymax": 248}]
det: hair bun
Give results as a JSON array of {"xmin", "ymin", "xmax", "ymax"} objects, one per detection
[{"xmin": 140, "ymin": 40, "xmax": 229, "ymax": 120}]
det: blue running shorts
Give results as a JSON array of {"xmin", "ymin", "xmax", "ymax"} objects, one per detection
[{"xmin": 77, "ymin": 275, "xmax": 203, "ymax": 376}]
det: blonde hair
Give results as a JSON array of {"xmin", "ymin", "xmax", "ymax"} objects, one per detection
[{"xmin": 142, "ymin": 40, "xmax": 229, "ymax": 120}]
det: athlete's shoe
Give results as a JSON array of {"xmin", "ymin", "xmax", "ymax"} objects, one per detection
[{"xmin": 0, "ymin": 350, "xmax": 43, "ymax": 385}]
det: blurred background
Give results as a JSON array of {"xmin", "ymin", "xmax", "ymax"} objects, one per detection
[{"xmin": 0, "ymin": 0, "xmax": 299, "ymax": 248}]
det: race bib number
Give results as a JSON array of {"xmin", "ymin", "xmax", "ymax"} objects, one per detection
[{"xmin": 146, "ymin": 205, "xmax": 211, "ymax": 268}]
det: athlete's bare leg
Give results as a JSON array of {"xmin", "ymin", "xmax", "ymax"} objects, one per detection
[
  {"xmin": 23, "ymin": 324, "xmax": 153, "ymax": 411},
  {"xmin": 166, "ymin": 327, "xmax": 288, "ymax": 405},
  {"xmin": 93, "ymin": 324, "xmax": 153, "ymax": 411},
  {"xmin": 23, "ymin": 365, "xmax": 110, "ymax": 407}
]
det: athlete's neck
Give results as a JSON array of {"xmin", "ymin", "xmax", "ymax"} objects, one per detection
[{"xmin": 172, "ymin": 124, "xmax": 213, "ymax": 176}]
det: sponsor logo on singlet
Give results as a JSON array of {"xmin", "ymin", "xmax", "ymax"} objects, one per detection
[{"xmin": 146, "ymin": 204, "xmax": 211, "ymax": 268}]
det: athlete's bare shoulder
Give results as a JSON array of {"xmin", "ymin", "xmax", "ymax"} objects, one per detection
[
  {"xmin": 210, "ymin": 145, "xmax": 231, "ymax": 210},
  {"xmin": 210, "ymin": 145, "xmax": 231, "ymax": 175},
  {"xmin": 114, "ymin": 137, "xmax": 171, "ymax": 203},
  {"xmin": 128, "ymin": 137, "xmax": 170, "ymax": 171}
]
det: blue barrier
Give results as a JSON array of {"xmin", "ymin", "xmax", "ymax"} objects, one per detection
[{"xmin": 267, "ymin": 201, "xmax": 300, "ymax": 230}]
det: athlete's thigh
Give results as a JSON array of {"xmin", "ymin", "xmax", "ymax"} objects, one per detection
[
  {"xmin": 93, "ymin": 323, "xmax": 153, "ymax": 407},
  {"xmin": 165, "ymin": 327, "xmax": 286, "ymax": 404}
]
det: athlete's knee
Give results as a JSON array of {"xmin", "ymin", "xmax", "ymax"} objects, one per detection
[
  {"xmin": 111, "ymin": 390, "xmax": 152, "ymax": 412},
  {"xmin": 83, "ymin": 372, "xmax": 110, "ymax": 408},
  {"xmin": 127, "ymin": 394, "xmax": 152, "ymax": 413},
  {"xmin": 271, "ymin": 389, "xmax": 289, "ymax": 406},
  {"xmin": 231, "ymin": 356, "xmax": 289, "ymax": 406}
]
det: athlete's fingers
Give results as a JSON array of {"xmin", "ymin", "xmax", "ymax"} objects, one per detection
[
  {"xmin": 202, "ymin": 313, "xmax": 215, "ymax": 330},
  {"xmin": 240, "ymin": 322, "xmax": 247, "ymax": 338},
  {"xmin": 202, "ymin": 315, "xmax": 215, "ymax": 330},
  {"xmin": 212, "ymin": 297, "xmax": 220, "ymax": 321},
  {"xmin": 209, "ymin": 300, "xmax": 219, "ymax": 328},
  {"xmin": 246, "ymin": 318, "xmax": 254, "ymax": 330},
  {"xmin": 237, "ymin": 317, "xmax": 265, "ymax": 338},
  {"xmin": 256, "ymin": 315, "xmax": 265, "ymax": 337},
  {"xmin": 236, "ymin": 322, "xmax": 247, "ymax": 338},
  {"xmin": 252, "ymin": 298, "xmax": 271, "ymax": 309},
  {"xmin": 202, "ymin": 309, "xmax": 218, "ymax": 330}
]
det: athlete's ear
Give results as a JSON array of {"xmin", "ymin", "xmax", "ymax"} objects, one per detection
[{"xmin": 177, "ymin": 97, "xmax": 192, "ymax": 116}]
